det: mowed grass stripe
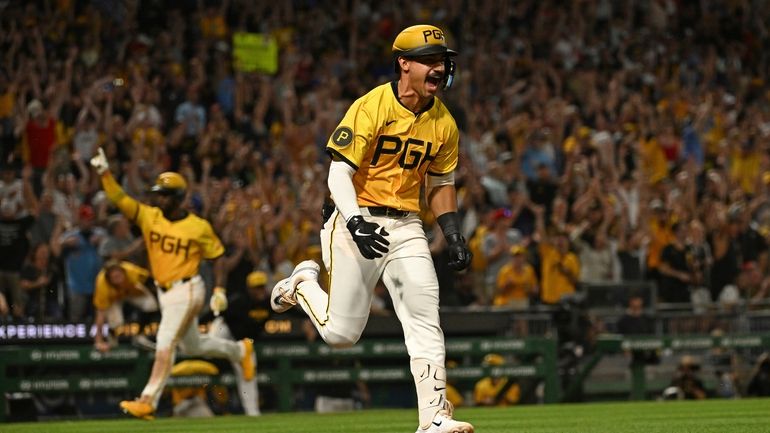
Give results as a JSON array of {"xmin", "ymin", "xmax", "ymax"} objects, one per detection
[
  {"xmin": 2, "ymin": 399, "xmax": 769, "ymax": 433},
  {"xmin": 459, "ymin": 400, "xmax": 770, "ymax": 433}
]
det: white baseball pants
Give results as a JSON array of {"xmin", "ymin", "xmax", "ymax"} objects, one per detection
[
  {"xmin": 298, "ymin": 208, "xmax": 445, "ymax": 363},
  {"xmin": 141, "ymin": 275, "xmax": 242, "ymax": 408},
  {"xmin": 208, "ymin": 317, "xmax": 261, "ymax": 416},
  {"xmin": 296, "ymin": 208, "xmax": 449, "ymax": 427}
]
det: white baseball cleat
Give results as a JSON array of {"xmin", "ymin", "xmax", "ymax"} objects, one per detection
[
  {"xmin": 415, "ymin": 410, "xmax": 474, "ymax": 433},
  {"xmin": 270, "ymin": 260, "xmax": 320, "ymax": 313}
]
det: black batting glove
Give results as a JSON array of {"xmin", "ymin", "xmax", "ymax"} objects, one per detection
[
  {"xmin": 346, "ymin": 215, "xmax": 390, "ymax": 259},
  {"xmin": 437, "ymin": 211, "xmax": 472, "ymax": 271},
  {"xmin": 445, "ymin": 233, "xmax": 472, "ymax": 271}
]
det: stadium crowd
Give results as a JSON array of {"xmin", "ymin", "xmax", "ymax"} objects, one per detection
[{"xmin": 1, "ymin": 0, "xmax": 770, "ymax": 339}]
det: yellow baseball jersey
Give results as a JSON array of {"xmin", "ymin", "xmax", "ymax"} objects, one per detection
[
  {"xmin": 326, "ymin": 81, "xmax": 459, "ymax": 212},
  {"xmin": 473, "ymin": 377, "xmax": 520, "ymax": 406},
  {"xmin": 100, "ymin": 173, "xmax": 225, "ymax": 287},
  {"xmin": 730, "ymin": 149, "xmax": 760, "ymax": 194},
  {"xmin": 494, "ymin": 263, "xmax": 537, "ymax": 306},
  {"xmin": 92, "ymin": 261, "xmax": 151, "ymax": 310},
  {"xmin": 646, "ymin": 218, "xmax": 674, "ymax": 270},
  {"xmin": 446, "ymin": 383, "xmax": 464, "ymax": 408},
  {"xmin": 538, "ymin": 243, "xmax": 580, "ymax": 304}
]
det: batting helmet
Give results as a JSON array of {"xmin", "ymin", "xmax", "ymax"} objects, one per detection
[
  {"xmin": 246, "ymin": 271, "xmax": 268, "ymax": 288},
  {"xmin": 392, "ymin": 24, "xmax": 457, "ymax": 58},
  {"xmin": 392, "ymin": 24, "xmax": 457, "ymax": 90},
  {"xmin": 482, "ymin": 353, "xmax": 505, "ymax": 367},
  {"xmin": 150, "ymin": 172, "xmax": 187, "ymax": 197}
]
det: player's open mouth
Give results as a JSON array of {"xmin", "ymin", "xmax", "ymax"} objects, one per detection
[{"xmin": 426, "ymin": 74, "xmax": 442, "ymax": 89}]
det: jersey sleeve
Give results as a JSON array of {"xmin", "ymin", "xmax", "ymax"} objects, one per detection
[
  {"xmin": 326, "ymin": 97, "xmax": 375, "ymax": 170},
  {"xmin": 496, "ymin": 264, "xmax": 511, "ymax": 288},
  {"xmin": 427, "ymin": 122, "xmax": 459, "ymax": 176},
  {"xmin": 199, "ymin": 220, "xmax": 225, "ymax": 259},
  {"xmin": 525, "ymin": 265, "xmax": 537, "ymax": 287},
  {"xmin": 100, "ymin": 172, "xmax": 148, "ymax": 226},
  {"xmin": 92, "ymin": 271, "xmax": 111, "ymax": 310},
  {"xmin": 124, "ymin": 262, "xmax": 150, "ymax": 283},
  {"xmin": 565, "ymin": 253, "xmax": 580, "ymax": 277}
]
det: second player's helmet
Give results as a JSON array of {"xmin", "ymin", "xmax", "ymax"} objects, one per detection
[
  {"xmin": 392, "ymin": 24, "xmax": 457, "ymax": 90},
  {"xmin": 150, "ymin": 172, "xmax": 187, "ymax": 197}
]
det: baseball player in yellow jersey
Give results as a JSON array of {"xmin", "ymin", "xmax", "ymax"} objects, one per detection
[
  {"xmin": 92, "ymin": 260, "xmax": 158, "ymax": 353},
  {"xmin": 270, "ymin": 25, "xmax": 473, "ymax": 433},
  {"xmin": 473, "ymin": 354, "xmax": 521, "ymax": 407},
  {"xmin": 89, "ymin": 149, "xmax": 254, "ymax": 420}
]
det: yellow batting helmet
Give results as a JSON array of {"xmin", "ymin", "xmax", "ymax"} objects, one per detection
[
  {"xmin": 171, "ymin": 360, "xmax": 219, "ymax": 376},
  {"xmin": 150, "ymin": 172, "xmax": 187, "ymax": 196},
  {"xmin": 482, "ymin": 353, "xmax": 505, "ymax": 367},
  {"xmin": 392, "ymin": 24, "xmax": 457, "ymax": 90},
  {"xmin": 392, "ymin": 24, "xmax": 457, "ymax": 57},
  {"xmin": 246, "ymin": 271, "xmax": 268, "ymax": 288}
]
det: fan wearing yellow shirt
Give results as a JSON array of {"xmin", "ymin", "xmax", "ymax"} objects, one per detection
[
  {"xmin": 533, "ymin": 205, "xmax": 580, "ymax": 305},
  {"xmin": 494, "ymin": 245, "xmax": 538, "ymax": 309},
  {"xmin": 269, "ymin": 24, "xmax": 473, "ymax": 433},
  {"xmin": 89, "ymin": 149, "xmax": 254, "ymax": 420},
  {"xmin": 92, "ymin": 260, "xmax": 158, "ymax": 353}
]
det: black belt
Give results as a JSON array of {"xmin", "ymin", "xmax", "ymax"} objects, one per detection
[
  {"xmin": 366, "ymin": 206, "xmax": 411, "ymax": 218},
  {"xmin": 156, "ymin": 276, "xmax": 193, "ymax": 291}
]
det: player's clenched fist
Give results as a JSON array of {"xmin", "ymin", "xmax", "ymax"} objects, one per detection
[
  {"xmin": 90, "ymin": 147, "xmax": 110, "ymax": 174},
  {"xmin": 346, "ymin": 215, "xmax": 390, "ymax": 259},
  {"xmin": 437, "ymin": 211, "xmax": 472, "ymax": 271},
  {"xmin": 445, "ymin": 233, "xmax": 472, "ymax": 271},
  {"xmin": 209, "ymin": 286, "xmax": 228, "ymax": 316}
]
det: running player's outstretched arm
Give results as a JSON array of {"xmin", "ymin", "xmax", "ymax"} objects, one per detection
[
  {"xmin": 328, "ymin": 160, "xmax": 389, "ymax": 259},
  {"xmin": 427, "ymin": 179, "xmax": 472, "ymax": 271},
  {"xmin": 90, "ymin": 147, "xmax": 142, "ymax": 221},
  {"xmin": 209, "ymin": 255, "xmax": 228, "ymax": 316}
]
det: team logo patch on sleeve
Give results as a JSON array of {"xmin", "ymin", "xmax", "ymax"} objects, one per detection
[{"xmin": 332, "ymin": 126, "xmax": 354, "ymax": 147}]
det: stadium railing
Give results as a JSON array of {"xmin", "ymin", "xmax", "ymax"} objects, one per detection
[
  {"xmin": 572, "ymin": 332, "xmax": 770, "ymax": 401},
  {"xmin": 0, "ymin": 336, "xmax": 559, "ymax": 421}
]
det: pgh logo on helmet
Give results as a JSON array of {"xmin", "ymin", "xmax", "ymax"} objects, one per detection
[{"xmin": 392, "ymin": 24, "xmax": 457, "ymax": 90}]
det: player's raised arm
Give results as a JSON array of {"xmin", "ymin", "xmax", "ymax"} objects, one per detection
[{"xmin": 90, "ymin": 148, "xmax": 142, "ymax": 222}]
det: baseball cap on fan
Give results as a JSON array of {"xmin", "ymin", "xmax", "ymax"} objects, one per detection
[
  {"xmin": 392, "ymin": 24, "xmax": 458, "ymax": 58},
  {"xmin": 79, "ymin": 204, "xmax": 95, "ymax": 221},
  {"xmin": 27, "ymin": 99, "xmax": 44, "ymax": 117}
]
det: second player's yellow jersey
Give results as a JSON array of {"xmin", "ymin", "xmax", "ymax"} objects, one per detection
[
  {"xmin": 326, "ymin": 81, "xmax": 460, "ymax": 212},
  {"xmin": 473, "ymin": 377, "xmax": 520, "ymax": 406},
  {"xmin": 92, "ymin": 261, "xmax": 151, "ymax": 310},
  {"xmin": 101, "ymin": 173, "xmax": 225, "ymax": 287}
]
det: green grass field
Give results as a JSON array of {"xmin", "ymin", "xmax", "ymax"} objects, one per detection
[{"xmin": 3, "ymin": 399, "xmax": 769, "ymax": 433}]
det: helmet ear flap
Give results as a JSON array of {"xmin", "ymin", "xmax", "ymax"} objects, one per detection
[{"xmin": 442, "ymin": 58, "xmax": 456, "ymax": 90}]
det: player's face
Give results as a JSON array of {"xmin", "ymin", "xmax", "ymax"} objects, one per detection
[
  {"xmin": 407, "ymin": 54, "xmax": 446, "ymax": 97},
  {"xmin": 152, "ymin": 192, "xmax": 180, "ymax": 215},
  {"xmin": 107, "ymin": 268, "xmax": 127, "ymax": 286}
]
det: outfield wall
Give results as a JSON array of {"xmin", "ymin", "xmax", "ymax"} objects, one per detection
[
  {"xmin": 3, "ymin": 332, "xmax": 768, "ymax": 422},
  {"xmin": 0, "ymin": 336, "xmax": 559, "ymax": 422}
]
